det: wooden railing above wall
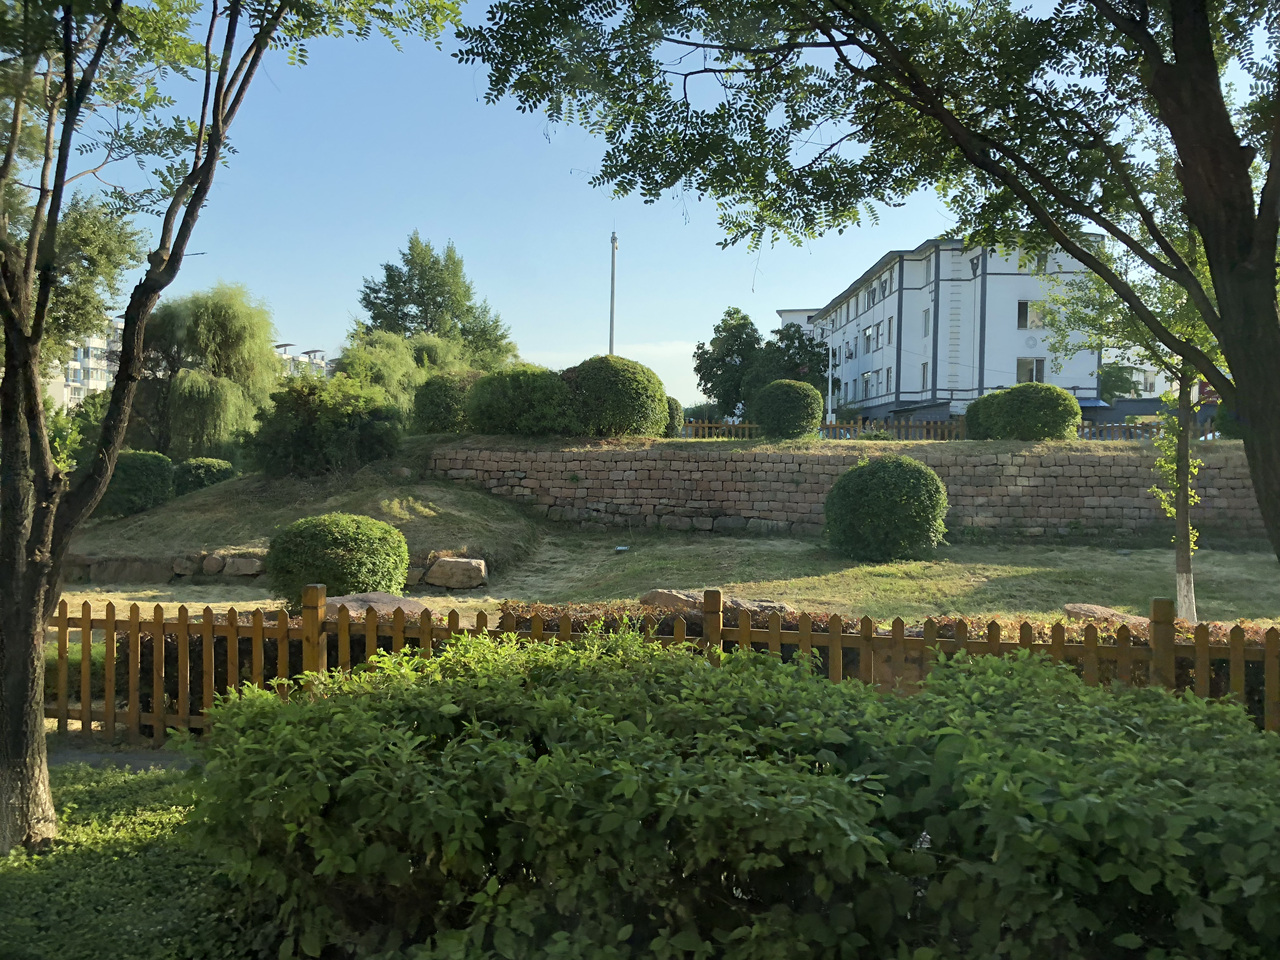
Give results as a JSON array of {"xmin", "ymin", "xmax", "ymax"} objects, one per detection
[
  {"xmin": 46, "ymin": 588, "xmax": 1280, "ymax": 744},
  {"xmin": 679, "ymin": 419, "xmax": 1222, "ymax": 442}
]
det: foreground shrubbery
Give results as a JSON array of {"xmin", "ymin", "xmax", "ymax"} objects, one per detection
[
  {"xmin": 174, "ymin": 457, "xmax": 237, "ymax": 497},
  {"xmin": 964, "ymin": 382, "xmax": 1082, "ymax": 440},
  {"xmin": 465, "ymin": 365, "xmax": 579, "ymax": 435},
  {"xmin": 265, "ymin": 512, "xmax": 409, "ymax": 608},
  {"xmin": 193, "ymin": 635, "xmax": 1280, "ymax": 960},
  {"xmin": 563, "ymin": 354, "xmax": 669, "ymax": 437},
  {"xmin": 750, "ymin": 378, "xmax": 823, "ymax": 438},
  {"xmin": 96, "ymin": 450, "xmax": 174, "ymax": 517}
]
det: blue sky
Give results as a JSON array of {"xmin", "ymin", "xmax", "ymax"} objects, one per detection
[{"xmin": 158, "ymin": 26, "xmax": 955, "ymax": 403}]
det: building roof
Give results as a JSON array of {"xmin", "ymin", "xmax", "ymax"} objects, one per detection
[{"xmin": 810, "ymin": 236, "xmax": 962, "ymax": 325}]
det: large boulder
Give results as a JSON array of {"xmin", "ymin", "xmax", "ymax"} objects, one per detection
[
  {"xmin": 325, "ymin": 592, "xmax": 426, "ymax": 620},
  {"xmin": 639, "ymin": 589, "xmax": 796, "ymax": 622},
  {"xmin": 223, "ymin": 557, "xmax": 264, "ymax": 577},
  {"xmin": 173, "ymin": 555, "xmax": 200, "ymax": 576},
  {"xmin": 202, "ymin": 554, "xmax": 226, "ymax": 575},
  {"xmin": 425, "ymin": 557, "xmax": 488, "ymax": 589},
  {"xmin": 1062, "ymin": 603, "xmax": 1147, "ymax": 628}
]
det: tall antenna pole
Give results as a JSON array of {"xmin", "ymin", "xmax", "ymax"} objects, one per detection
[{"xmin": 609, "ymin": 231, "xmax": 618, "ymax": 355}]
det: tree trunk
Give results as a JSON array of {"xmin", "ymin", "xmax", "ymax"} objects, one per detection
[
  {"xmin": 1174, "ymin": 366, "xmax": 1197, "ymax": 623},
  {"xmin": 0, "ymin": 606, "xmax": 56, "ymax": 854}
]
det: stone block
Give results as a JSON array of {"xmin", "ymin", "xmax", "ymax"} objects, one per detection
[
  {"xmin": 405, "ymin": 566, "xmax": 426, "ymax": 586},
  {"xmin": 326, "ymin": 592, "xmax": 425, "ymax": 619},
  {"xmin": 660, "ymin": 515, "xmax": 694, "ymax": 531},
  {"xmin": 202, "ymin": 554, "xmax": 226, "ymax": 575},
  {"xmin": 223, "ymin": 557, "xmax": 264, "ymax": 577},
  {"xmin": 712, "ymin": 515, "xmax": 748, "ymax": 533},
  {"xmin": 425, "ymin": 557, "xmax": 488, "ymax": 589},
  {"xmin": 173, "ymin": 555, "xmax": 200, "ymax": 576}
]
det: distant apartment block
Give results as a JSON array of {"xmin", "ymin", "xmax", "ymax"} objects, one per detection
[
  {"xmin": 275, "ymin": 343, "xmax": 332, "ymax": 377},
  {"xmin": 781, "ymin": 237, "xmax": 1170, "ymax": 421},
  {"xmin": 46, "ymin": 318, "xmax": 124, "ymax": 410}
]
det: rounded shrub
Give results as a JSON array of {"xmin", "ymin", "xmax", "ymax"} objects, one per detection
[
  {"xmin": 97, "ymin": 451, "xmax": 174, "ymax": 517},
  {"xmin": 174, "ymin": 457, "xmax": 237, "ymax": 497},
  {"xmin": 465, "ymin": 366, "xmax": 577, "ymax": 435},
  {"xmin": 265, "ymin": 512, "xmax": 409, "ymax": 609},
  {"xmin": 561, "ymin": 355, "xmax": 668, "ymax": 437},
  {"xmin": 750, "ymin": 379, "xmax": 823, "ymax": 439},
  {"xmin": 824, "ymin": 455, "xmax": 948, "ymax": 561},
  {"xmin": 414, "ymin": 371, "xmax": 482, "ymax": 433},
  {"xmin": 996, "ymin": 382, "xmax": 1081, "ymax": 440},
  {"xmin": 664, "ymin": 396, "xmax": 683, "ymax": 438},
  {"xmin": 963, "ymin": 391, "xmax": 1001, "ymax": 440}
]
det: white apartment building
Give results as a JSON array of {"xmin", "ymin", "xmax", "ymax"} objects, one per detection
[
  {"xmin": 46, "ymin": 318, "xmax": 124, "ymax": 410},
  {"xmin": 274, "ymin": 343, "xmax": 332, "ymax": 377},
  {"xmin": 783, "ymin": 237, "xmax": 1165, "ymax": 421}
]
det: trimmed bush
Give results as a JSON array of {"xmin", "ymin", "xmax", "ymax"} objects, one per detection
[
  {"xmin": 414, "ymin": 371, "xmax": 482, "ymax": 433},
  {"xmin": 195, "ymin": 637, "xmax": 1280, "ymax": 960},
  {"xmin": 247, "ymin": 375, "xmax": 401, "ymax": 478},
  {"xmin": 265, "ymin": 512, "xmax": 408, "ymax": 609},
  {"xmin": 561, "ymin": 355, "xmax": 668, "ymax": 437},
  {"xmin": 173, "ymin": 458, "xmax": 237, "ymax": 497},
  {"xmin": 750, "ymin": 378, "xmax": 823, "ymax": 439},
  {"xmin": 963, "ymin": 391, "xmax": 1000, "ymax": 440},
  {"xmin": 664, "ymin": 395, "xmax": 683, "ymax": 438},
  {"xmin": 97, "ymin": 451, "xmax": 174, "ymax": 517},
  {"xmin": 465, "ymin": 366, "xmax": 578, "ymax": 435},
  {"xmin": 825, "ymin": 454, "xmax": 947, "ymax": 560},
  {"xmin": 996, "ymin": 381, "xmax": 1081, "ymax": 440}
]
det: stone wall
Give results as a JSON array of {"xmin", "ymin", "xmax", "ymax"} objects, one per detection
[{"xmin": 427, "ymin": 441, "xmax": 1263, "ymax": 537}]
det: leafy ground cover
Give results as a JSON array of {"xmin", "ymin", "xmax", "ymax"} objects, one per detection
[{"xmin": 0, "ymin": 763, "xmax": 259, "ymax": 960}]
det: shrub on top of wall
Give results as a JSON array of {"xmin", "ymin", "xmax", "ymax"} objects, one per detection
[
  {"xmin": 750, "ymin": 379, "xmax": 824, "ymax": 439},
  {"xmin": 963, "ymin": 391, "xmax": 1000, "ymax": 440},
  {"xmin": 825, "ymin": 455, "xmax": 948, "ymax": 560},
  {"xmin": 464, "ymin": 366, "xmax": 579, "ymax": 436},
  {"xmin": 664, "ymin": 395, "xmax": 683, "ymax": 438},
  {"xmin": 97, "ymin": 451, "xmax": 174, "ymax": 517},
  {"xmin": 996, "ymin": 381, "xmax": 1082, "ymax": 440},
  {"xmin": 173, "ymin": 457, "xmax": 237, "ymax": 497},
  {"xmin": 414, "ymin": 371, "xmax": 483, "ymax": 433},
  {"xmin": 561, "ymin": 355, "xmax": 668, "ymax": 437},
  {"xmin": 265, "ymin": 512, "xmax": 409, "ymax": 609}
]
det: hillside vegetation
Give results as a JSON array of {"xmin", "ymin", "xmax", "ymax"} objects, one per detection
[{"xmin": 71, "ymin": 462, "xmax": 539, "ymax": 572}]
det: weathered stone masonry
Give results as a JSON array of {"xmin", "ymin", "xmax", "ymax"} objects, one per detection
[{"xmin": 428, "ymin": 442, "xmax": 1262, "ymax": 537}]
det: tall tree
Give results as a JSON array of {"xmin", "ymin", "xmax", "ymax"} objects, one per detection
[
  {"xmin": 740, "ymin": 321, "xmax": 833, "ymax": 410},
  {"xmin": 692, "ymin": 307, "xmax": 762, "ymax": 414},
  {"xmin": 130, "ymin": 283, "xmax": 281, "ymax": 458},
  {"xmin": 0, "ymin": 0, "xmax": 460, "ymax": 853},
  {"xmin": 358, "ymin": 231, "xmax": 517, "ymax": 369},
  {"xmin": 458, "ymin": 0, "xmax": 1280, "ymax": 560}
]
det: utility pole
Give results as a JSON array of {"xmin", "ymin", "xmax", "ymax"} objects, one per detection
[{"xmin": 609, "ymin": 231, "xmax": 618, "ymax": 355}]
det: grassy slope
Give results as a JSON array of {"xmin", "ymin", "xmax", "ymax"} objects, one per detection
[{"xmin": 70, "ymin": 461, "xmax": 540, "ymax": 571}]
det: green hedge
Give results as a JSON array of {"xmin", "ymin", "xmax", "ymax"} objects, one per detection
[
  {"xmin": 465, "ymin": 367, "xmax": 578, "ymax": 435},
  {"xmin": 414, "ymin": 371, "xmax": 482, "ymax": 433},
  {"xmin": 964, "ymin": 383, "xmax": 1081, "ymax": 441},
  {"xmin": 750, "ymin": 379, "xmax": 824, "ymax": 439},
  {"xmin": 562, "ymin": 355, "xmax": 668, "ymax": 437},
  {"xmin": 96, "ymin": 451, "xmax": 174, "ymax": 517},
  {"xmin": 247, "ymin": 375, "xmax": 400, "ymax": 477},
  {"xmin": 173, "ymin": 458, "xmax": 237, "ymax": 497},
  {"xmin": 194, "ymin": 636, "xmax": 1280, "ymax": 959},
  {"xmin": 265, "ymin": 512, "xmax": 408, "ymax": 609},
  {"xmin": 825, "ymin": 455, "xmax": 947, "ymax": 560},
  {"xmin": 664, "ymin": 395, "xmax": 683, "ymax": 438}
]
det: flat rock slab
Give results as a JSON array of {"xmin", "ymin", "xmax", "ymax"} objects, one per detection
[
  {"xmin": 1062, "ymin": 603, "xmax": 1148, "ymax": 627},
  {"xmin": 639, "ymin": 589, "xmax": 796, "ymax": 621},
  {"xmin": 326, "ymin": 592, "xmax": 426, "ymax": 619},
  {"xmin": 223, "ymin": 557, "xmax": 264, "ymax": 576},
  {"xmin": 426, "ymin": 557, "xmax": 488, "ymax": 589}
]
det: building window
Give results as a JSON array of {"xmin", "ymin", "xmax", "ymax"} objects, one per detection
[
  {"xmin": 863, "ymin": 328, "xmax": 872, "ymax": 353},
  {"xmin": 887, "ymin": 317, "xmax": 893, "ymax": 345},
  {"xmin": 886, "ymin": 366, "xmax": 893, "ymax": 393},
  {"xmin": 1017, "ymin": 301, "xmax": 1045, "ymax": 329},
  {"xmin": 853, "ymin": 334, "xmax": 858, "ymax": 358},
  {"xmin": 1017, "ymin": 358, "xmax": 1046, "ymax": 383},
  {"xmin": 922, "ymin": 308, "xmax": 930, "ymax": 338},
  {"xmin": 921, "ymin": 361, "xmax": 929, "ymax": 391},
  {"xmin": 874, "ymin": 322, "xmax": 883, "ymax": 350},
  {"xmin": 875, "ymin": 369, "xmax": 882, "ymax": 395},
  {"xmin": 925, "ymin": 257, "xmax": 932, "ymax": 284},
  {"xmin": 862, "ymin": 372, "xmax": 871, "ymax": 399},
  {"xmin": 1143, "ymin": 371, "xmax": 1156, "ymax": 393}
]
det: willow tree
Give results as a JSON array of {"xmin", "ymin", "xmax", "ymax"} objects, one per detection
[
  {"xmin": 459, "ymin": 0, "xmax": 1280, "ymax": 556},
  {"xmin": 130, "ymin": 283, "xmax": 281, "ymax": 458},
  {"xmin": 0, "ymin": 0, "xmax": 460, "ymax": 853}
]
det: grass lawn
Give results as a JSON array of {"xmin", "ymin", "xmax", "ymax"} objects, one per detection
[{"xmin": 0, "ymin": 763, "xmax": 255, "ymax": 960}]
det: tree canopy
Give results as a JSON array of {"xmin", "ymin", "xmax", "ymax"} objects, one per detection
[
  {"xmin": 693, "ymin": 308, "xmax": 830, "ymax": 415},
  {"xmin": 358, "ymin": 232, "xmax": 517, "ymax": 369},
  {"xmin": 457, "ymin": 0, "xmax": 1280, "ymax": 559}
]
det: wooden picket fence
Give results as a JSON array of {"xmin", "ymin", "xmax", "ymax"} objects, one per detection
[
  {"xmin": 46, "ymin": 588, "xmax": 1280, "ymax": 743},
  {"xmin": 681, "ymin": 419, "xmax": 1222, "ymax": 442}
]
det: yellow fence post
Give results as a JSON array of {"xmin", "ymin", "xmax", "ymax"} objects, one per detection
[
  {"xmin": 302, "ymin": 584, "xmax": 327, "ymax": 675},
  {"xmin": 1149, "ymin": 598, "xmax": 1177, "ymax": 690},
  {"xmin": 703, "ymin": 589, "xmax": 723, "ymax": 663}
]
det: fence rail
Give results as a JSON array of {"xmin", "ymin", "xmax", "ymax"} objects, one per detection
[
  {"xmin": 680, "ymin": 419, "xmax": 1222, "ymax": 442},
  {"xmin": 45, "ymin": 588, "xmax": 1280, "ymax": 742}
]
